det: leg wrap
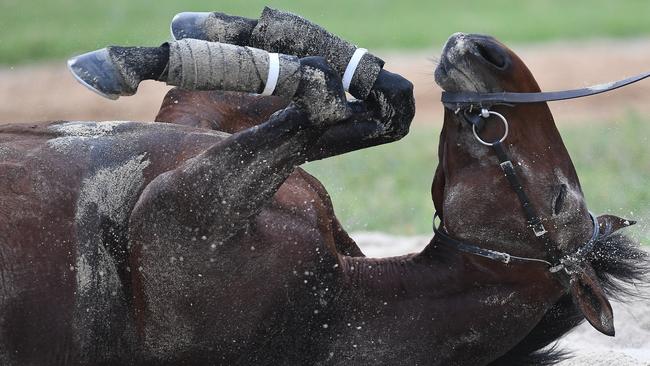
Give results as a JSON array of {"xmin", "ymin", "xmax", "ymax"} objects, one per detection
[
  {"xmin": 203, "ymin": 13, "xmax": 257, "ymax": 46},
  {"xmin": 171, "ymin": 7, "xmax": 384, "ymax": 99},
  {"xmin": 166, "ymin": 39, "xmax": 301, "ymax": 98},
  {"xmin": 251, "ymin": 7, "xmax": 383, "ymax": 99}
]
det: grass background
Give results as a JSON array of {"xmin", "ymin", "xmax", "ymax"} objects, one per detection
[
  {"xmin": 305, "ymin": 115, "xmax": 650, "ymax": 242},
  {"xmin": 2, "ymin": 0, "xmax": 650, "ymax": 64},
  {"xmin": 1, "ymin": 0, "xmax": 649, "ymax": 242}
]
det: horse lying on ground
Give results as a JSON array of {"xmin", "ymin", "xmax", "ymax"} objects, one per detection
[
  {"xmin": 2, "ymin": 9, "xmax": 648, "ymax": 366},
  {"xmin": 155, "ymin": 31, "xmax": 650, "ymax": 366}
]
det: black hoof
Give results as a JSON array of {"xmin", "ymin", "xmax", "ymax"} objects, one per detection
[
  {"xmin": 67, "ymin": 49, "xmax": 131, "ymax": 100},
  {"xmin": 170, "ymin": 12, "xmax": 211, "ymax": 41}
]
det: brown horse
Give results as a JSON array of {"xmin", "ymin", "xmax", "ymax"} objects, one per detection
[
  {"xmin": 154, "ymin": 32, "xmax": 648, "ymax": 365},
  {"xmin": 0, "ymin": 25, "xmax": 646, "ymax": 366}
]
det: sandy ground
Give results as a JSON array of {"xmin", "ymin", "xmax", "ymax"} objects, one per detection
[
  {"xmin": 2, "ymin": 38, "xmax": 650, "ymax": 125},
  {"xmin": 353, "ymin": 232, "xmax": 650, "ymax": 365}
]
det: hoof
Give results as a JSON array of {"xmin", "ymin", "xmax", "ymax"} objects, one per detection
[
  {"xmin": 170, "ymin": 12, "xmax": 211, "ymax": 41},
  {"xmin": 67, "ymin": 49, "xmax": 134, "ymax": 100}
]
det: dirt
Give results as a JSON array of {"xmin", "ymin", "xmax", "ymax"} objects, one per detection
[
  {"xmin": 353, "ymin": 232, "xmax": 650, "ymax": 365},
  {"xmin": 2, "ymin": 38, "xmax": 650, "ymax": 125}
]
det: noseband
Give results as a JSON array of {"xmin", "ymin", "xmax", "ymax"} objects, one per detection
[{"xmin": 434, "ymin": 71, "xmax": 650, "ymax": 276}]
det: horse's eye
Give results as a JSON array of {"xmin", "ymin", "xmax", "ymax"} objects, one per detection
[{"xmin": 553, "ymin": 184, "xmax": 567, "ymax": 215}]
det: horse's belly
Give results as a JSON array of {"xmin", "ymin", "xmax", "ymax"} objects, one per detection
[{"xmin": 135, "ymin": 208, "xmax": 340, "ymax": 363}]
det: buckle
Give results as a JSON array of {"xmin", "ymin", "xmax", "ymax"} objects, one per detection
[{"xmin": 532, "ymin": 223, "xmax": 547, "ymax": 237}]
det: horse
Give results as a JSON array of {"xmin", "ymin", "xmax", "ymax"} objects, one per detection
[
  {"xmin": 1, "ymin": 11, "xmax": 647, "ymax": 365},
  {"xmin": 151, "ymin": 34, "xmax": 648, "ymax": 366},
  {"xmin": 160, "ymin": 13, "xmax": 649, "ymax": 363}
]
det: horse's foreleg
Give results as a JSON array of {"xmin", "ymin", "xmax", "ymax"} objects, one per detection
[
  {"xmin": 153, "ymin": 70, "xmax": 414, "ymax": 157},
  {"xmin": 165, "ymin": 8, "xmax": 415, "ymax": 160},
  {"xmin": 169, "ymin": 8, "xmax": 384, "ymax": 100},
  {"xmin": 68, "ymin": 39, "xmax": 303, "ymax": 101},
  {"xmin": 130, "ymin": 56, "xmax": 348, "ymax": 240}
]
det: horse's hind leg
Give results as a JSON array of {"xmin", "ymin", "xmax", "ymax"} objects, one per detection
[{"xmin": 155, "ymin": 89, "xmax": 289, "ymax": 133}]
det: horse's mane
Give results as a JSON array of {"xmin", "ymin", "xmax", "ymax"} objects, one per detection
[{"xmin": 488, "ymin": 232, "xmax": 649, "ymax": 366}]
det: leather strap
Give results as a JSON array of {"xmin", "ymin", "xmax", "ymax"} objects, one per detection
[
  {"xmin": 492, "ymin": 141, "xmax": 546, "ymax": 236},
  {"xmin": 433, "ymin": 212, "xmax": 600, "ymax": 271},
  {"xmin": 441, "ymin": 71, "xmax": 650, "ymax": 109},
  {"xmin": 433, "ymin": 214, "xmax": 553, "ymax": 266}
]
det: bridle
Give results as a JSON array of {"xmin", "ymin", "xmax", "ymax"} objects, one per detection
[
  {"xmin": 433, "ymin": 71, "xmax": 650, "ymax": 276},
  {"xmin": 433, "ymin": 211, "xmax": 599, "ymax": 275}
]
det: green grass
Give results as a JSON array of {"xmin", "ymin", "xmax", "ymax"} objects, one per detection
[
  {"xmin": 2, "ymin": 0, "xmax": 650, "ymax": 64},
  {"xmin": 303, "ymin": 114, "xmax": 650, "ymax": 245}
]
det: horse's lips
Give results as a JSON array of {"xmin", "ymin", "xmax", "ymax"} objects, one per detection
[
  {"xmin": 434, "ymin": 58, "xmax": 450, "ymax": 89},
  {"xmin": 434, "ymin": 57, "xmax": 467, "ymax": 93}
]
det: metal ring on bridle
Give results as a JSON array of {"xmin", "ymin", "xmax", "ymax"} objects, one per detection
[{"xmin": 472, "ymin": 110, "xmax": 509, "ymax": 146}]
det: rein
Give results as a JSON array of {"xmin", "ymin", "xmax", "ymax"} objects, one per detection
[
  {"xmin": 441, "ymin": 70, "xmax": 650, "ymax": 109},
  {"xmin": 433, "ymin": 71, "xmax": 650, "ymax": 276}
]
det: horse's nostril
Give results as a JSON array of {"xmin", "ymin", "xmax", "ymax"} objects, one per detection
[
  {"xmin": 475, "ymin": 42, "xmax": 507, "ymax": 69},
  {"xmin": 553, "ymin": 184, "xmax": 567, "ymax": 215}
]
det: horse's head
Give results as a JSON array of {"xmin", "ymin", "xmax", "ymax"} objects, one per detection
[{"xmin": 433, "ymin": 33, "xmax": 633, "ymax": 336}]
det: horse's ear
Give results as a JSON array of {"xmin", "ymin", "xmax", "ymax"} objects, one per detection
[
  {"xmin": 597, "ymin": 214, "xmax": 635, "ymax": 237},
  {"xmin": 569, "ymin": 264, "xmax": 615, "ymax": 336}
]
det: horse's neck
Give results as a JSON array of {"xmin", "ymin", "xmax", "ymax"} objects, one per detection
[
  {"xmin": 338, "ymin": 243, "xmax": 475, "ymax": 301},
  {"xmin": 331, "ymin": 242, "xmax": 564, "ymax": 364}
]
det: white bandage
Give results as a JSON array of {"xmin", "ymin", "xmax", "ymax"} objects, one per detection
[
  {"xmin": 342, "ymin": 48, "xmax": 368, "ymax": 92},
  {"xmin": 262, "ymin": 53, "xmax": 280, "ymax": 96}
]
